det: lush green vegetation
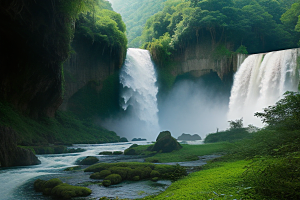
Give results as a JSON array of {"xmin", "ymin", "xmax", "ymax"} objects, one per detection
[
  {"xmin": 84, "ymin": 162, "xmax": 187, "ymax": 186},
  {"xmin": 204, "ymin": 128, "xmax": 251, "ymax": 143},
  {"xmin": 34, "ymin": 178, "xmax": 91, "ymax": 199},
  {"xmin": 141, "ymin": 0, "xmax": 300, "ymax": 64},
  {"xmin": 109, "ymin": 0, "xmax": 167, "ymax": 47},
  {"xmin": 139, "ymin": 91, "xmax": 300, "ymax": 199},
  {"xmin": 0, "ymin": 101, "xmax": 120, "ymax": 145},
  {"xmin": 124, "ymin": 142, "xmax": 231, "ymax": 163},
  {"xmin": 143, "ymin": 160, "xmax": 250, "ymax": 200}
]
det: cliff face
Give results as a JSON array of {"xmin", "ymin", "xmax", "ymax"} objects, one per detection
[
  {"xmin": 171, "ymin": 42, "xmax": 243, "ymax": 81},
  {"xmin": 0, "ymin": 126, "xmax": 41, "ymax": 167},
  {"xmin": 60, "ymin": 39, "xmax": 123, "ymax": 111},
  {"xmin": 0, "ymin": 1, "xmax": 69, "ymax": 118}
]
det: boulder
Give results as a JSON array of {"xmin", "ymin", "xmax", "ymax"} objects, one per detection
[
  {"xmin": 152, "ymin": 131, "xmax": 182, "ymax": 153},
  {"xmin": 132, "ymin": 138, "xmax": 146, "ymax": 141},
  {"xmin": 79, "ymin": 156, "xmax": 99, "ymax": 165},
  {"xmin": 119, "ymin": 137, "xmax": 128, "ymax": 142},
  {"xmin": 178, "ymin": 133, "xmax": 202, "ymax": 141},
  {"xmin": 0, "ymin": 126, "xmax": 41, "ymax": 167}
]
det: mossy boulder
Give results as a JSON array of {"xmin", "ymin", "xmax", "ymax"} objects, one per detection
[
  {"xmin": 64, "ymin": 166, "xmax": 81, "ymax": 171},
  {"xmin": 178, "ymin": 133, "xmax": 202, "ymax": 141},
  {"xmin": 124, "ymin": 144, "xmax": 139, "ymax": 155},
  {"xmin": 119, "ymin": 137, "xmax": 128, "ymax": 142},
  {"xmin": 152, "ymin": 131, "xmax": 182, "ymax": 153},
  {"xmin": 113, "ymin": 151, "xmax": 123, "ymax": 155},
  {"xmin": 104, "ymin": 174, "xmax": 122, "ymax": 185},
  {"xmin": 90, "ymin": 170, "xmax": 111, "ymax": 179},
  {"xmin": 79, "ymin": 156, "xmax": 99, "ymax": 165},
  {"xmin": 34, "ymin": 178, "xmax": 91, "ymax": 199},
  {"xmin": 99, "ymin": 151, "xmax": 113, "ymax": 155}
]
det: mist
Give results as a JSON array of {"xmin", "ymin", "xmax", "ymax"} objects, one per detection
[{"xmin": 158, "ymin": 78, "xmax": 230, "ymax": 140}]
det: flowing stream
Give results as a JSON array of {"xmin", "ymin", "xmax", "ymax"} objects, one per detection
[
  {"xmin": 228, "ymin": 48, "xmax": 300, "ymax": 126},
  {"xmin": 0, "ymin": 141, "xmax": 172, "ymax": 200}
]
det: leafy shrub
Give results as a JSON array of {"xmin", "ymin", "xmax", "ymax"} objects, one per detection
[
  {"xmin": 242, "ymin": 155, "xmax": 300, "ymax": 199},
  {"xmin": 204, "ymin": 128, "xmax": 250, "ymax": 143},
  {"xmin": 151, "ymin": 177, "xmax": 159, "ymax": 182},
  {"xmin": 104, "ymin": 174, "xmax": 122, "ymax": 185},
  {"xmin": 79, "ymin": 156, "xmax": 99, "ymax": 165},
  {"xmin": 133, "ymin": 176, "xmax": 140, "ymax": 181},
  {"xmin": 109, "ymin": 167, "xmax": 131, "ymax": 179}
]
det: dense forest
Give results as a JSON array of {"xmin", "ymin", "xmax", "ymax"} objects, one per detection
[
  {"xmin": 109, "ymin": 0, "xmax": 167, "ymax": 47},
  {"xmin": 134, "ymin": 0, "xmax": 300, "ymax": 62}
]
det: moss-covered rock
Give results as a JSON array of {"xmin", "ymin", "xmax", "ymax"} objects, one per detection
[
  {"xmin": 113, "ymin": 151, "xmax": 123, "ymax": 155},
  {"xmin": 104, "ymin": 174, "xmax": 122, "ymax": 185},
  {"xmin": 99, "ymin": 151, "xmax": 113, "ymax": 155},
  {"xmin": 102, "ymin": 180, "xmax": 111, "ymax": 187},
  {"xmin": 34, "ymin": 178, "xmax": 91, "ymax": 199},
  {"xmin": 152, "ymin": 131, "xmax": 182, "ymax": 153},
  {"xmin": 79, "ymin": 156, "xmax": 99, "ymax": 165},
  {"xmin": 51, "ymin": 183, "xmax": 92, "ymax": 199},
  {"xmin": 64, "ymin": 166, "xmax": 81, "ymax": 171},
  {"xmin": 119, "ymin": 137, "xmax": 128, "ymax": 142},
  {"xmin": 90, "ymin": 170, "xmax": 111, "ymax": 179}
]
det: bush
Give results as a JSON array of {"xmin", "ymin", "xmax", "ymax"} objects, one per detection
[
  {"xmin": 104, "ymin": 174, "xmax": 122, "ymax": 185},
  {"xmin": 242, "ymin": 155, "xmax": 300, "ymax": 199},
  {"xmin": 133, "ymin": 176, "xmax": 140, "ymax": 181},
  {"xmin": 109, "ymin": 167, "xmax": 131, "ymax": 179},
  {"xmin": 79, "ymin": 156, "xmax": 99, "ymax": 165}
]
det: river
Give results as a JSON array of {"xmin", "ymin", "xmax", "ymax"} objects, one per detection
[{"xmin": 0, "ymin": 141, "xmax": 172, "ymax": 200}]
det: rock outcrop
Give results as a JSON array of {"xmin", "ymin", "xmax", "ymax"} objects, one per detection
[
  {"xmin": 169, "ymin": 41, "xmax": 246, "ymax": 81},
  {"xmin": 178, "ymin": 133, "xmax": 202, "ymax": 141},
  {"xmin": 0, "ymin": 126, "xmax": 40, "ymax": 167},
  {"xmin": 152, "ymin": 131, "xmax": 182, "ymax": 153}
]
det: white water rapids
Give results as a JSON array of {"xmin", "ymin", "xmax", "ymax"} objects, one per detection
[{"xmin": 228, "ymin": 48, "xmax": 300, "ymax": 127}]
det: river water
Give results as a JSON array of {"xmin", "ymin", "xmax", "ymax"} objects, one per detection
[{"xmin": 0, "ymin": 141, "xmax": 172, "ymax": 200}]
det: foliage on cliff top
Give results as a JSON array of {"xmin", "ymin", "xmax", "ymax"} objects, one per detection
[{"xmin": 141, "ymin": 0, "xmax": 299, "ymax": 62}]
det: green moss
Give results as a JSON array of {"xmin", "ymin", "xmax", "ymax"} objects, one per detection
[
  {"xmin": 104, "ymin": 174, "xmax": 122, "ymax": 185},
  {"xmin": 34, "ymin": 178, "xmax": 91, "ymax": 199},
  {"xmin": 64, "ymin": 166, "xmax": 81, "ymax": 171},
  {"xmin": 79, "ymin": 156, "xmax": 99, "ymax": 165},
  {"xmin": 99, "ymin": 151, "xmax": 113, "ymax": 155}
]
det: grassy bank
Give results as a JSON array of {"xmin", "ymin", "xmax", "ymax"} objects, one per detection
[{"xmin": 0, "ymin": 101, "xmax": 120, "ymax": 146}]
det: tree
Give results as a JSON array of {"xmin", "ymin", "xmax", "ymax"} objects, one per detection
[
  {"xmin": 228, "ymin": 118, "xmax": 243, "ymax": 130},
  {"xmin": 255, "ymin": 91, "xmax": 300, "ymax": 130}
]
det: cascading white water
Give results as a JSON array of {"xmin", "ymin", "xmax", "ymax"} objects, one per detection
[
  {"xmin": 228, "ymin": 49, "xmax": 300, "ymax": 126},
  {"xmin": 112, "ymin": 48, "xmax": 160, "ymax": 140}
]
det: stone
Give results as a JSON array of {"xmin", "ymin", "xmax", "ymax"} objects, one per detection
[
  {"xmin": 178, "ymin": 133, "xmax": 202, "ymax": 141},
  {"xmin": 152, "ymin": 131, "xmax": 182, "ymax": 153}
]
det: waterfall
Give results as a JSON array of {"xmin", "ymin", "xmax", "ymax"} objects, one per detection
[
  {"xmin": 103, "ymin": 48, "xmax": 160, "ymax": 140},
  {"xmin": 228, "ymin": 49, "xmax": 300, "ymax": 127}
]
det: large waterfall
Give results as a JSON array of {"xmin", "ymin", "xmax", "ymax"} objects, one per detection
[
  {"xmin": 103, "ymin": 48, "xmax": 160, "ymax": 140},
  {"xmin": 228, "ymin": 49, "xmax": 300, "ymax": 127}
]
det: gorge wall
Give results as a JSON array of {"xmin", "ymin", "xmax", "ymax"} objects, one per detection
[{"xmin": 170, "ymin": 41, "xmax": 244, "ymax": 81}]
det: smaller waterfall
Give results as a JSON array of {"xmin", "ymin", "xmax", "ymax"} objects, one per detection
[
  {"xmin": 103, "ymin": 48, "xmax": 160, "ymax": 140},
  {"xmin": 228, "ymin": 49, "xmax": 300, "ymax": 126},
  {"xmin": 120, "ymin": 48, "xmax": 159, "ymax": 127}
]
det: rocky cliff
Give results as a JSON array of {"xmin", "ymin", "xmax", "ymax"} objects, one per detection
[
  {"xmin": 171, "ymin": 42, "xmax": 245, "ymax": 81},
  {"xmin": 60, "ymin": 39, "xmax": 123, "ymax": 112},
  {"xmin": 0, "ymin": 126, "xmax": 41, "ymax": 167}
]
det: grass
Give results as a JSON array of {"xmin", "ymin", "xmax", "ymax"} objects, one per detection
[
  {"xmin": 144, "ymin": 143, "xmax": 232, "ymax": 163},
  {"xmin": 143, "ymin": 160, "xmax": 250, "ymax": 200},
  {"xmin": 0, "ymin": 101, "xmax": 120, "ymax": 146}
]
